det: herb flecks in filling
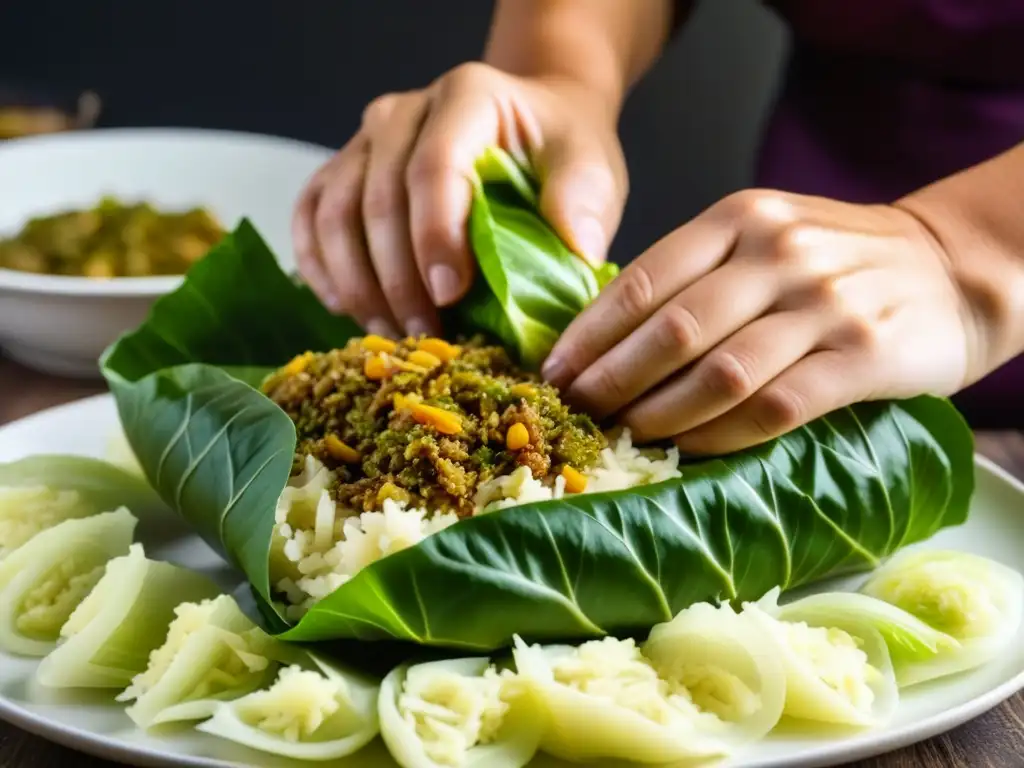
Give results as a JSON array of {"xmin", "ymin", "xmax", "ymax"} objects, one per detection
[{"xmin": 261, "ymin": 336, "xmax": 605, "ymax": 517}]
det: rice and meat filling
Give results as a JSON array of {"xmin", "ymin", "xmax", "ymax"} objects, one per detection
[
  {"xmin": 262, "ymin": 335, "xmax": 683, "ymax": 618},
  {"xmin": 261, "ymin": 335, "xmax": 605, "ymax": 517}
]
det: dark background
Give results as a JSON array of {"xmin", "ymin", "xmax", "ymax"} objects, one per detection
[{"xmin": 0, "ymin": 0, "xmax": 788, "ymax": 264}]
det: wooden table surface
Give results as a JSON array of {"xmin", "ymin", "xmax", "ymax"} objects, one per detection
[{"xmin": 2, "ymin": 355, "xmax": 1024, "ymax": 768}]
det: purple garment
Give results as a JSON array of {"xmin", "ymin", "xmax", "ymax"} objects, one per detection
[{"xmin": 756, "ymin": 0, "xmax": 1024, "ymax": 427}]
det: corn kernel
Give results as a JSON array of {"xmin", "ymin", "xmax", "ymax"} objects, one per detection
[
  {"xmin": 417, "ymin": 337, "xmax": 461, "ymax": 362},
  {"xmin": 362, "ymin": 334, "xmax": 397, "ymax": 354},
  {"xmin": 282, "ymin": 352, "xmax": 314, "ymax": 377},
  {"xmin": 324, "ymin": 435, "xmax": 360, "ymax": 463},
  {"xmin": 394, "ymin": 359, "xmax": 429, "ymax": 374},
  {"xmin": 407, "ymin": 350, "xmax": 442, "ymax": 369},
  {"xmin": 506, "ymin": 422, "xmax": 530, "ymax": 451},
  {"xmin": 364, "ymin": 354, "xmax": 393, "ymax": 380},
  {"xmin": 411, "ymin": 403, "xmax": 462, "ymax": 435},
  {"xmin": 561, "ymin": 466, "xmax": 588, "ymax": 494},
  {"xmin": 510, "ymin": 383, "xmax": 536, "ymax": 399},
  {"xmin": 392, "ymin": 392, "xmax": 423, "ymax": 412}
]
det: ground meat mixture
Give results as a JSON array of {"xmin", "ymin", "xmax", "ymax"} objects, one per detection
[{"xmin": 261, "ymin": 335, "xmax": 606, "ymax": 517}]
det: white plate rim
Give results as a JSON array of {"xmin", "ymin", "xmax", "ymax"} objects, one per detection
[{"xmin": 0, "ymin": 393, "xmax": 1021, "ymax": 768}]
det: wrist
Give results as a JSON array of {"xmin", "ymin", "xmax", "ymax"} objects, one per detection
[
  {"xmin": 483, "ymin": 46, "xmax": 627, "ymax": 122},
  {"xmin": 483, "ymin": 0, "xmax": 672, "ymax": 120},
  {"xmin": 896, "ymin": 185, "xmax": 1024, "ymax": 384}
]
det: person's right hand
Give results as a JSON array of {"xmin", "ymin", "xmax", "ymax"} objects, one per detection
[{"xmin": 293, "ymin": 63, "xmax": 628, "ymax": 338}]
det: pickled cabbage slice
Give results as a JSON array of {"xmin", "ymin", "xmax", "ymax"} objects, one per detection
[
  {"xmin": 0, "ymin": 507, "xmax": 137, "ymax": 656},
  {"xmin": 177, "ymin": 653, "xmax": 381, "ymax": 761},
  {"xmin": 117, "ymin": 594, "xmax": 280, "ymax": 729},
  {"xmin": 0, "ymin": 456, "xmax": 155, "ymax": 558},
  {"xmin": 36, "ymin": 544, "xmax": 222, "ymax": 688},
  {"xmin": 773, "ymin": 590, "xmax": 961, "ymax": 688},
  {"xmin": 860, "ymin": 550, "xmax": 1024, "ymax": 686},
  {"xmin": 379, "ymin": 657, "xmax": 542, "ymax": 768},
  {"xmin": 642, "ymin": 601, "xmax": 787, "ymax": 746},
  {"xmin": 744, "ymin": 588, "xmax": 898, "ymax": 727},
  {"xmin": 512, "ymin": 631, "xmax": 757, "ymax": 765}
]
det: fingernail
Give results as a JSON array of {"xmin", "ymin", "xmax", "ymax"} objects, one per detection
[
  {"xmin": 542, "ymin": 355, "xmax": 569, "ymax": 388},
  {"xmin": 405, "ymin": 317, "xmax": 433, "ymax": 339},
  {"xmin": 573, "ymin": 216, "xmax": 607, "ymax": 264},
  {"xmin": 427, "ymin": 264, "xmax": 463, "ymax": 306},
  {"xmin": 365, "ymin": 318, "xmax": 396, "ymax": 339}
]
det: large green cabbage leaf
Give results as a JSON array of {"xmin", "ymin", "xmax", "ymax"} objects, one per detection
[{"xmin": 99, "ymin": 161, "xmax": 975, "ymax": 652}]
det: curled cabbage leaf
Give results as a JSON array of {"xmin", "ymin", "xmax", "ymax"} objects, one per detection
[
  {"xmin": 379, "ymin": 657, "xmax": 542, "ymax": 768},
  {"xmin": 772, "ymin": 590, "xmax": 961, "ymax": 689},
  {"xmin": 118, "ymin": 594, "xmax": 280, "ymax": 729},
  {"xmin": 0, "ymin": 456, "xmax": 154, "ymax": 559},
  {"xmin": 860, "ymin": 549, "xmax": 1024, "ymax": 686},
  {"xmin": 642, "ymin": 601, "xmax": 787, "ymax": 748},
  {"xmin": 172, "ymin": 652, "xmax": 381, "ymax": 761},
  {"xmin": 512, "ymin": 629, "xmax": 763, "ymax": 765},
  {"xmin": 744, "ymin": 588, "xmax": 898, "ymax": 727},
  {"xmin": 0, "ymin": 508, "xmax": 137, "ymax": 656},
  {"xmin": 36, "ymin": 543, "xmax": 222, "ymax": 688}
]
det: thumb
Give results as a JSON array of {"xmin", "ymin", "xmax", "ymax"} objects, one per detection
[{"xmin": 536, "ymin": 136, "xmax": 627, "ymax": 265}]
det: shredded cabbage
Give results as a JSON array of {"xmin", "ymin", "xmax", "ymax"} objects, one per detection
[
  {"xmin": 36, "ymin": 544, "xmax": 222, "ymax": 688},
  {"xmin": 512, "ymin": 629, "xmax": 761, "ymax": 765},
  {"xmin": 744, "ymin": 589, "xmax": 898, "ymax": 727},
  {"xmin": 379, "ymin": 657, "xmax": 542, "ymax": 768},
  {"xmin": 0, "ymin": 508, "xmax": 136, "ymax": 657},
  {"xmin": 185, "ymin": 652, "xmax": 380, "ymax": 761},
  {"xmin": 118, "ymin": 594, "xmax": 279, "ymax": 729},
  {"xmin": 0, "ymin": 487, "xmax": 98, "ymax": 559}
]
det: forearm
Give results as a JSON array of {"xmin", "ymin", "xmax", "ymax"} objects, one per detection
[
  {"xmin": 898, "ymin": 141, "xmax": 1024, "ymax": 383},
  {"xmin": 483, "ymin": 0, "xmax": 675, "ymax": 116}
]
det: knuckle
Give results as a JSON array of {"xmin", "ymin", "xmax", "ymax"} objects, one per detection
[
  {"xmin": 379, "ymin": 272, "xmax": 423, "ymax": 308},
  {"xmin": 314, "ymin": 188, "xmax": 358, "ymax": 232},
  {"xmin": 657, "ymin": 303, "xmax": 702, "ymax": 353},
  {"xmin": 753, "ymin": 386, "xmax": 807, "ymax": 437},
  {"xmin": 719, "ymin": 189, "xmax": 795, "ymax": 224},
  {"xmin": 411, "ymin": 216, "xmax": 460, "ymax": 259},
  {"xmin": 362, "ymin": 176, "xmax": 403, "ymax": 221},
  {"xmin": 334, "ymin": 285, "xmax": 372, "ymax": 315},
  {"xmin": 617, "ymin": 265, "xmax": 658, "ymax": 321},
  {"xmin": 839, "ymin": 313, "xmax": 881, "ymax": 352},
  {"xmin": 703, "ymin": 351, "xmax": 757, "ymax": 400},
  {"xmin": 405, "ymin": 142, "xmax": 454, "ymax": 187},
  {"xmin": 571, "ymin": 162, "xmax": 619, "ymax": 203},
  {"xmin": 445, "ymin": 61, "xmax": 496, "ymax": 89},
  {"xmin": 802, "ymin": 275, "xmax": 843, "ymax": 309},
  {"xmin": 361, "ymin": 93, "xmax": 401, "ymax": 129},
  {"xmin": 766, "ymin": 223, "xmax": 814, "ymax": 266}
]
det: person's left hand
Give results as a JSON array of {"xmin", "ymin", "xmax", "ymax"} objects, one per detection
[{"xmin": 541, "ymin": 189, "xmax": 980, "ymax": 455}]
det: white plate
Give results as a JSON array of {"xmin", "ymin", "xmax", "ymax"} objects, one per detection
[{"xmin": 0, "ymin": 395, "xmax": 1022, "ymax": 768}]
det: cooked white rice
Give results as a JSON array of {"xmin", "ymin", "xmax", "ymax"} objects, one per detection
[{"xmin": 272, "ymin": 430, "xmax": 681, "ymax": 619}]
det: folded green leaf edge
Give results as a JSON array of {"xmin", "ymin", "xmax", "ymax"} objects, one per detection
[
  {"xmin": 446, "ymin": 147, "xmax": 619, "ymax": 369},
  {"xmin": 99, "ymin": 155, "xmax": 975, "ymax": 653}
]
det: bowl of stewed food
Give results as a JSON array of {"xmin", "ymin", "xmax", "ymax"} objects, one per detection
[{"xmin": 0, "ymin": 127, "xmax": 331, "ymax": 377}]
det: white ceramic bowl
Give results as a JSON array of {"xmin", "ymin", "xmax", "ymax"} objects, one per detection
[{"xmin": 0, "ymin": 128, "xmax": 333, "ymax": 378}]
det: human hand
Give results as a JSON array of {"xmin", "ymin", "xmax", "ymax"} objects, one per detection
[
  {"xmin": 542, "ymin": 190, "xmax": 979, "ymax": 455},
  {"xmin": 293, "ymin": 63, "xmax": 627, "ymax": 339}
]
